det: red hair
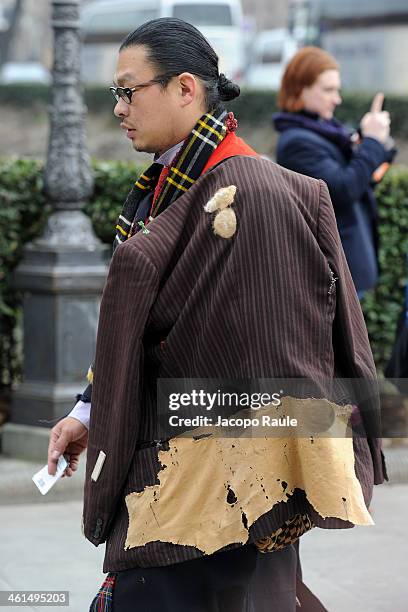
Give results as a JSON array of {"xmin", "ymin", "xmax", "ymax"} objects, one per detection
[{"xmin": 278, "ymin": 47, "xmax": 339, "ymax": 112}]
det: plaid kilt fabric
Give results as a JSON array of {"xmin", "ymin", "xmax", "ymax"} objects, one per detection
[{"xmin": 89, "ymin": 573, "xmax": 116, "ymax": 612}]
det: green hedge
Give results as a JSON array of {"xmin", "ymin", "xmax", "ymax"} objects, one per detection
[
  {"xmin": 0, "ymin": 158, "xmax": 407, "ymax": 386},
  {"xmin": 0, "ymin": 158, "xmax": 143, "ymax": 386},
  {"xmin": 0, "ymin": 159, "xmax": 50, "ymax": 385},
  {"xmin": 361, "ymin": 168, "xmax": 408, "ymax": 366},
  {"xmin": 85, "ymin": 160, "xmax": 142, "ymax": 243},
  {"xmin": 2, "ymin": 84, "xmax": 408, "ymax": 136}
]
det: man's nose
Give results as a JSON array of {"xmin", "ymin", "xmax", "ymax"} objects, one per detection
[{"xmin": 113, "ymin": 98, "xmax": 129, "ymax": 118}]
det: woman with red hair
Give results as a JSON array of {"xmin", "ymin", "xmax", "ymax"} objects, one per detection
[{"xmin": 274, "ymin": 46, "xmax": 396, "ymax": 296}]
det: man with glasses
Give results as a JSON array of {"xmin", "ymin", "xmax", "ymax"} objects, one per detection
[{"xmin": 47, "ymin": 17, "xmax": 385, "ymax": 612}]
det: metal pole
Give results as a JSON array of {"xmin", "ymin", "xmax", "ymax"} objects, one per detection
[{"xmin": 4, "ymin": 0, "xmax": 109, "ymax": 460}]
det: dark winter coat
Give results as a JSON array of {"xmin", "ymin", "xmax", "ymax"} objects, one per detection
[{"xmin": 276, "ymin": 123, "xmax": 389, "ymax": 292}]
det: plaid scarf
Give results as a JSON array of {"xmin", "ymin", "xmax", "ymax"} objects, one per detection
[{"xmin": 114, "ymin": 107, "xmax": 228, "ymax": 250}]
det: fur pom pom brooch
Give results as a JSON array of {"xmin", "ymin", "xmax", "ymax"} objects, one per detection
[{"xmin": 204, "ymin": 185, "xmax": 237, "ymax": 239}]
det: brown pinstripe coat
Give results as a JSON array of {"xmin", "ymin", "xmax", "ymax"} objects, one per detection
[{"xmin": 83, "ymin": 156, "xmax": 385, "ymax": 572}]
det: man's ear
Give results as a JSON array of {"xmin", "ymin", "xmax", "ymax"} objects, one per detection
[{"xmin": 177, "ymin": 72, "xmax": 197, "ymax": 107}]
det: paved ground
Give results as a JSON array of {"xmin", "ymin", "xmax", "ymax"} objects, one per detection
[
  {"xmin": 0, "ymin": 483, "xmax": 407, "ymax": 611},
  {"xmin": 300, "ymin": 483, "xmax": 408, "ymax": 611},
  {"xmin": 0, "ymin": 500, "xmax": 104, "ymax": 611}
]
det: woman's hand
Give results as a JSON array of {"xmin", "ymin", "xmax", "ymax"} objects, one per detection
[{"xmin": 360, "ymin": 92, "xmax": 391, "ymax": 144}]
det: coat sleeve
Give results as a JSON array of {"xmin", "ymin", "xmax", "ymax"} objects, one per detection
[
  {"xmin": 316, "ymin": 180, "xmax": 386, "ymax": 486},
  {"xmin": 83, "ymin": 240, "xmax": 159, "ymax": 545},
  {"xmin": 278, "ymin": 134, "xmax": 387, "ymax": 211}
]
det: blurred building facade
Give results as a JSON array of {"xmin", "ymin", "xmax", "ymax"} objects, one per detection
[
  {"xmin": 242, "ymin": 0, "xmax": 289, "ymax": 29},
  {"xmin": 313, "ymin": 0, "xmax": 408, "ymax": 93},
  {"xmin": 3, "ymin": 0, "xmax": 408, "ymax": 93},
  {"xmin": 4, "ymin": 0, "xmax": 291, "ymax": 66},
  {"xmin": 1, "ymin": 0, "xmax": 51, "ymax": 65},
  {"xmin": 3, "ymin": 0, "xmax": 291, "ymax": 66}
]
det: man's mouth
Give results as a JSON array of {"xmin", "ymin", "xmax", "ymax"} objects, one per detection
[{"xmin": 121, "ymin": 124, "xmax": 136, "ymax": 139}]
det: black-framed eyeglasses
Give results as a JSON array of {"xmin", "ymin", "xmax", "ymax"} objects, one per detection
[{"xmin": 109, "ymin": 74, "xmax": 174, "ymax": 104}]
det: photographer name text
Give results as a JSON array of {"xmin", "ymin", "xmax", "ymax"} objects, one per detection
[{"xmin": 168, "ymin": 415, "xmax": 298, "ymax": 428}]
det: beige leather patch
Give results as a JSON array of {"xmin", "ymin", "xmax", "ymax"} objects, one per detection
[
  {"xmin": 91, "ymin": 450, "xmax": 106, "ymax": 482},
  {"xmin": 125, "ymin": 398, "xmax": 373, "ymax": 555}
]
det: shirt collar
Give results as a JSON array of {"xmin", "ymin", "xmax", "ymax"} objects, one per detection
[{"xmin": 154, "ymin": 140, "xmax": 184, "ymax": 167}]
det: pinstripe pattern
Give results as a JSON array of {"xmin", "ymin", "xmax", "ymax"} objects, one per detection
[{"xmin": 84, "ymin": 156, "xmax": 385, "ymax": 572}]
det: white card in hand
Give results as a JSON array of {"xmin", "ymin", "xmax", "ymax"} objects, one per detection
[{"xmin": 32, "ymin": 455, "xmax": 68, "ymax": 495}]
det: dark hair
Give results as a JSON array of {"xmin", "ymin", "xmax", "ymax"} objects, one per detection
[{"xmin": 120, "ymin": 18, "xmax": 240, "ymax": 110}]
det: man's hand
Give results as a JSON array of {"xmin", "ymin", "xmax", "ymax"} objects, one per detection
[
  {"xmin": 47, "ymin": 417, "xmax": 88, "ymax": 477},
  {"xmin": 360, "ymin": 92, "xmax": 391, "ymax": 144}
]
